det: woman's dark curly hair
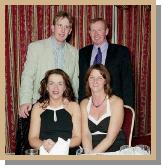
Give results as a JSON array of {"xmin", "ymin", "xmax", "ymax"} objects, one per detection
[
  {"xmin": 37, "ymin": 69, "xmax": 75, "ymax": 108},
  {"xmin": 85, "ymin": 64, "xmax": 112, "ymax": 98}
]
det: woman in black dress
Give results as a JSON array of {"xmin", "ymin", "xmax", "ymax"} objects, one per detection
[
  {"xmin": 80, "ymin": 64, "xmax": 126, "ymax": 154},
  {"xmin": 28, "ymin": 69, "xmax": 81, "ymax": 154}
]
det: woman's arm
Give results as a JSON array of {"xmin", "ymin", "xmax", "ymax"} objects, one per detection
[
  {"xmin": 68, "ymin": 102, "xmax": 81, "ymax": 148},
  {"xmin": 29, "ymin": 103, "xmax": 59, "ymax": 152},
  {"xmin": 80, "ymin": 100, "xmax": 93, "ymax": 153},
  {"xmin": 28, "ymin": 103, "xmax": 43, "ymax": 149},
  {"xmin": 92, "ymin": 96, "xmax": 124, "ymax": 154}
]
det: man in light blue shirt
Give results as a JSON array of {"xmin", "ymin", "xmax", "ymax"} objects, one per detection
[{"xmin": 19, "ymin": 11, "xmax": 79, "ymax": 118}]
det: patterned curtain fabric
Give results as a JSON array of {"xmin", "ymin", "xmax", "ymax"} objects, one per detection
[
  {"xmin": 116, "ymin": 5, "xmax": 151, "ymax": 137},
  {"xmin": 5, "ymin": 5, "xmax": 151, "ymax": 153}
]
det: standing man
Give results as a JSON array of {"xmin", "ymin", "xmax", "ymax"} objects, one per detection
[
  {"xmin": 19, "ymin": 11, "xmax": 79, "ymax": 118},
  {"xmin": 79, "ymin": 18, "xmax": 133, "ymax": 107}
]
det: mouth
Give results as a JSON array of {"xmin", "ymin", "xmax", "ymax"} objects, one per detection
[
  {"xmin": 59, "ymin": 34, "xmax": 65, "ymax": 37},
  {"xmin": 94, "ymin": 37, "xmax": 99, "ymax": 39},
  {"xmin": 94, "ymin": 35, "xmax": 100, "ymax": 39},
  {"xmin": 52, "ymin": 91, "xmax": 59, "ymax": 95},
  {"xmin": 92, "ymin": 85, "xmax": 98, "ymax": 88}
]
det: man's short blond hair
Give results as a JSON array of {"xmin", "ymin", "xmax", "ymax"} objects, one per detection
[
  {"xmin": 89, "ymin": 18, "xmax": 108, "ymax": 30},
  {"xmin": 53, "ymin": 11, "xmax": 73, "ymax": 28}
]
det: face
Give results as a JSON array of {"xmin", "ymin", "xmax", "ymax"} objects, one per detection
[
  {"xmin": 51, "ymin": 17, "xmax": 72, "ymax": 44},
  {"xmin": 88, "ymin": 69, "xmax": 106, "ymax": 93},
  {"xmin": 89, "ymin": 21, "xmax": 108, "ymax": 46},
  {"xmin": 47, "ymin": 74, "xmax": 66, "ymax": 100}
]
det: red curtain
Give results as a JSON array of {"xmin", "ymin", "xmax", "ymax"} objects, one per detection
[
  {"xmin": 117, "ymin": 5, "xmax": 151, "ymax": 136},
  {"xmin": 5, "ymin": 5, "xmax": 151, "ymax": 153}
]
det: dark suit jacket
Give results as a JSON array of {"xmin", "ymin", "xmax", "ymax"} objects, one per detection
[{"xmin": 79, "ymin": 44, "xmax": 134, "ymax": 107}]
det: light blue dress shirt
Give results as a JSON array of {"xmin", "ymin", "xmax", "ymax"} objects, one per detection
[
  {"xmin": 90, "ymin": 41, "xmax": 109, "ymax": 66},
  {"xmin": 51, "ymin": 37, "xmax": 65, "ymax": 69}
]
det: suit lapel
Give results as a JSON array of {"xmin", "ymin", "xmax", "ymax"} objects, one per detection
[
  {"xmin": 45, "ymin": 37, "xmax": 55, "ymax": 64},
  {"xmin": 86, "ymin": 45, "xmax": 93, "ymax": 66},
  {"xmin": 105, "ymin": 44, "xmax": 113, "ymax": 66}
]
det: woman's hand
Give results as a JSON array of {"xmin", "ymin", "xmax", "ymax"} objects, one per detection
[{"xmin": 42, "ymin": 139, "xmax": 55, "ymax": 152}]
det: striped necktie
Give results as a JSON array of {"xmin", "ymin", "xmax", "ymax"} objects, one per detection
[{"xmin": 93, "ymin": 47, "xmax": 102, "ymax": 64}]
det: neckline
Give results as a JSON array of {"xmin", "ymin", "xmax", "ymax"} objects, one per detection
[
  {"xmin": 92, "ymin": 95, "xmax": 107, "ymax": 108},
  {"xmin": 46, "ymin": 105, "xmax": 64, "ymax": 111},
  {"xmin": 51, "ymin": 36, "xmax": 65, "ymax": 49},
  {"xmin": 88, "ymin": 112, "xmax": 110, "ymax": 125},
  {"xmin": 86, "ymin": 96, "xmax": 111, "ymax": 124}
]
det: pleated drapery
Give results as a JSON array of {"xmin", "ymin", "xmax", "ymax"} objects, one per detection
[{"xmin": 116, "ymin": 5, "xmax": 151, "ymax": 136}]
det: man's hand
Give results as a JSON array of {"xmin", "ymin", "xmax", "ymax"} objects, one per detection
[{"xmin": 19, "ymin": 103, "xmax": 32, "ymax": 118}]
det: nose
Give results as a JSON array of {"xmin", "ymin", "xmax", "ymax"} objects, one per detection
[
  {"xmin": 94, "ymin": 30, "xmax": 99, "ymax": 36},
  {"xmin": 92, "ymin": 78, "xmax": 98, "ymax": 83},
  {"xmin": 61, "ymin": 26, "xmax": 65, "ymax": 33},
  {"xmin": 53, "ymin": 83, "xmax": 59, "ymax": 89}
]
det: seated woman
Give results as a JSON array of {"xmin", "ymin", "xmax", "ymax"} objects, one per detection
[
  {"xmin": 28, "ymin": 69, "xmax": 81, "ymax": 155},
  {"xmin": 80, "ymin": 64, "xmax": 126, "ymax": 154}
]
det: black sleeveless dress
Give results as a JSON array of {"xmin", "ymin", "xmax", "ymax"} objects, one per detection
[
  {"xmin": 88, "ymin": 117, "xmax": 126, "ymax": 152},
  {"xmin": 39, "ymin": 106, "xmax": 78, "ymax": 154},
  {"xmin": 87, "ymin": 97, "xmax": 126, "ymax": 152}
]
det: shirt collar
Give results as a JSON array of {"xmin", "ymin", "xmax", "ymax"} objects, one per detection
[
  {"xmin": 94, "ymin": 41, "xmax": 109, "ymax": 52},
  {"xmin": 51, "ymin": 36, "xmax": 65, "ymax": 49}
]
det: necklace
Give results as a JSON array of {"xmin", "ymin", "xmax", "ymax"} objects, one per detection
[{"xmin": 92, "ymin": 95, "xmax": 107, "ymax": 108}]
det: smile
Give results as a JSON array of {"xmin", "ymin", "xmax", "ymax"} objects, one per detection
[{"xmin": 52, "ymin": 91, "xmax": 59, "ymax": 94}]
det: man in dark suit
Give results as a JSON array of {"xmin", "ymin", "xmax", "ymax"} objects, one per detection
[{"xmin": 79, "ymin": 18, "xmax": 134, "ymax": 107}]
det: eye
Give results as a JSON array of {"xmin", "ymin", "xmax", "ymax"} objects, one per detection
[
  {"xmin": 91, "ymin": 30, "xmax": 95, "ymax": 33},
  {"xmin": 48, "ymin": 82, "xmax": 54, "ymax": 85},
  {"xmin": 89, "ymin": 76, "xmax": 94, "ymax": 80},
  {"xmin": 57, "ymin": 24, "xmax": 62, "ymax": 28},
  {"xmin": 58, "ymin": 82, "xmax": 63, "ymax": 86},
  {"xmin": 65, "ymin": 25, "xmax": 70, "ymax": 29},
  {"xmin": 97, "ymin": 77, "xmax": 104, "ymax": 81}
]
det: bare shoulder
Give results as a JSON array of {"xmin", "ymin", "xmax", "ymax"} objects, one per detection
[
  {"xmin": 32, "ymin": 102, "xmax": 44, "ymax": 115},
  {"xmin": 109, "ymin": 95, "xmax": 124, "ymax": 107},
  {"xmin": 80, "ymin": 98, "xmax": 89, "ymax": 108},
  {"xmin": 68, "ymin": 101, "xmax": 80, "ymax": 109},
  {"xmin": 65, "ymin": 101, "xmax": 80, "ymax": 114},
  {"xmin": 32, "ymin": 102, "xmax": 43, "ymax": 110},
  {"xmin": 109, "ymin": 95, "xmax": 124, "ymax": 116}
]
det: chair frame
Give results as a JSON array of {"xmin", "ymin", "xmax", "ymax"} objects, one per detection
[{"xmin": 123, "ymin": 105, "xmax": 135, "ymax": 147}]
